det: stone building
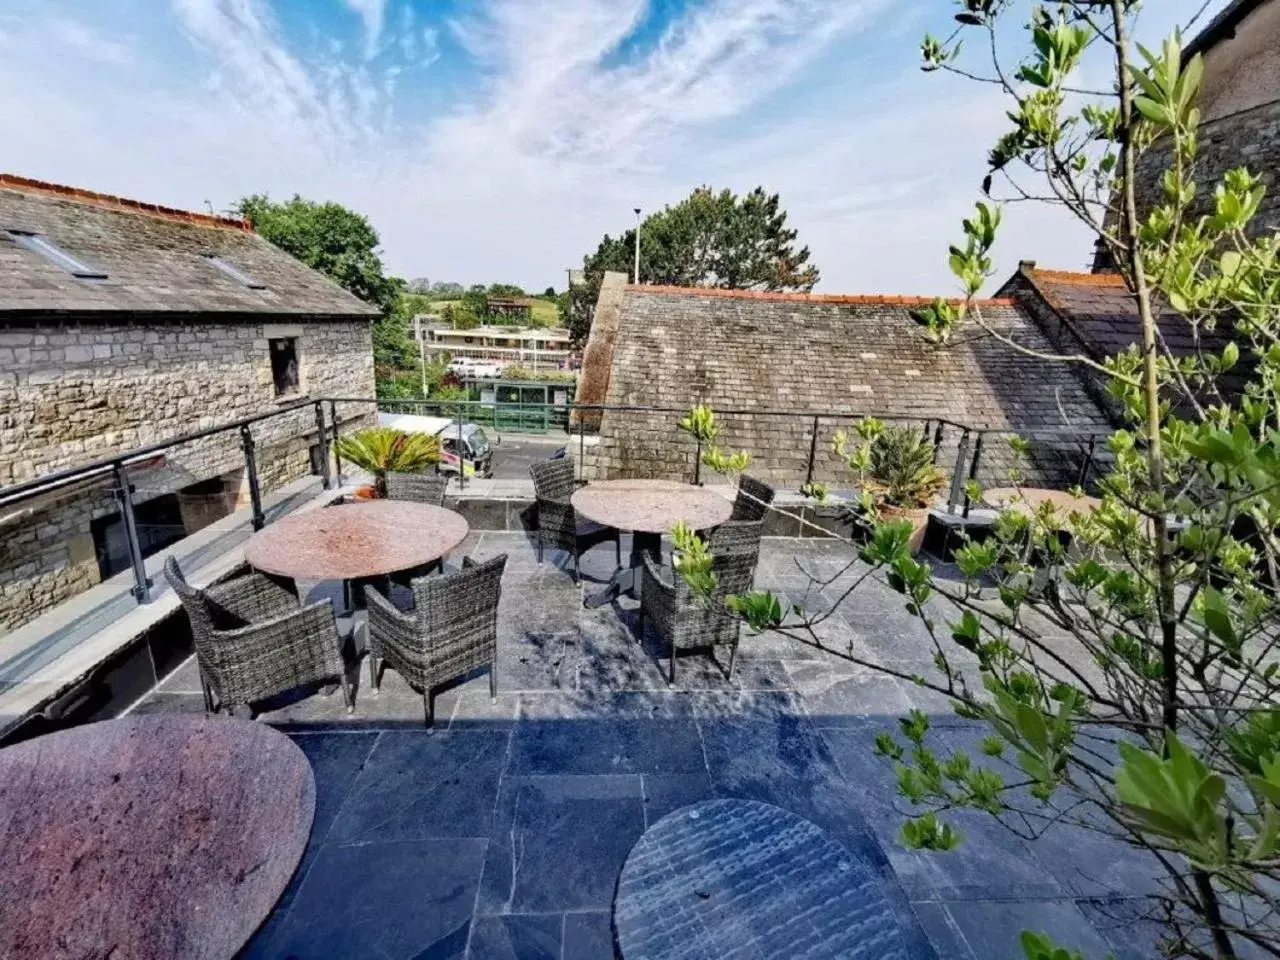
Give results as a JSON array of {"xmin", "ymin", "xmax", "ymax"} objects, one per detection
[
  {"xmin": 1096, "ymin": 0, "xmax": 1279, "ymax": 268},
  {"xmin": 576, "ymin": 273, "xmax": 1113, "ymax": 488},
  {"xmin": 0, "ymin": 175, "xmax": 378, "ymax": 630}
]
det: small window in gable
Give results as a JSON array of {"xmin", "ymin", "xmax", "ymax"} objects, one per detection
[
  {"xmin": 203, "ymin": 254, "xmax": 266, "ymax": 289},
  {"xmin": 8, "ymin": 231, "xmax": 107, "ymax": 280}
]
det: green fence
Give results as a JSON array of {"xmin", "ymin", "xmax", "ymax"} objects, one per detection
[
  {"xmin": 460, "ymin": 379, "xmax": 576, "ymax": 434},
  {"xmin": 382, "ymin": 399, "xmax": 570, "ymax": 435}
]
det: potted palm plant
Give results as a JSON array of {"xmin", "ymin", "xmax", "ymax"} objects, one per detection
[
  {"xmin": 835, "ymin": 419, "xmax": 946, "ymax": 553},
  {"xmin": 334, "ymin": 426, "xmax": 442, "ymax": 499}
]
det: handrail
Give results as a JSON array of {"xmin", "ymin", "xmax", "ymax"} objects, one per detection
[
  {"xmin": 0, "ymin": 400, "xmax": 315, "ymax": 507},
  {"xmin": 1, "ymin": 392, "xmax": 1112, "ymax": 614},
  {"xmin": 3, "ymin": 395, "xmax": 1111, "ymax": 510}
]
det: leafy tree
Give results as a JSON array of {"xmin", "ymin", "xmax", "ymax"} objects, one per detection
[
  {"xmin": 234, "ymin": 194, "xmax": 399, "ymax": 312},
  {"xmin": 235, "ymin": 193, "xmax": 415, "ymax": 397},
  {"xmin": 487, "ymin": 283, "xmax": 526, "ymax": 297},
  {"xmin": 567, "ymin": 186, "xmax": 819, "ymax": 344},
  {"xmin": 543, "ymin": 286, "xmax": 557, "ymax": 298},
  {"xmin": 681, "ymin": 6, "xmax": 1280, "ymax": 959}
]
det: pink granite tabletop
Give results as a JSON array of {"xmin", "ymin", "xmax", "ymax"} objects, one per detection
[
  {"xmin": 984, "ymin": 487, "xmax": 1101, "ymax": 525},
  {"xmin": 0, "ymin": 715, "xmax": 314, "ymax": 960},
  {"xmin": 244, "ymin": 500, "xmax": 469, "ymax": 581},
  {"xmin": 572, "ymin": 479, "xmax": 733, "ymax": 534}
]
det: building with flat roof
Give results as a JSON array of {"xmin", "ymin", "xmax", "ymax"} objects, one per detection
[{"xmin": 415, "ymin": 320, "xmax": 572, "ymax": 369}]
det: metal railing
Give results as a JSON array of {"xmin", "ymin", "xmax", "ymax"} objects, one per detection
[
  {"xmin": 1, "ymin": 399, "xmax": 347, "ymax": 608},
  {"xmin": 338, "ymin": 396, "xmax": 1110, "ymax": 506},
  {"xmin": 1, "ymin": 395, "xmax": 1112, "ymax": 617}
]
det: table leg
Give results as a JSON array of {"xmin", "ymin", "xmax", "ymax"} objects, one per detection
[{"xmin": 583, "ymin": 532, "xmax": 662, "ymax": 609}]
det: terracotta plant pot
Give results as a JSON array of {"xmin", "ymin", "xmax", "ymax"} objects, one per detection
[
  {"xmin": 877, "ymin": 503, "xmax": 931, "ymax": 554},
  {"xmin": 353, "ymin": 484, "xmax": 380, "ymax": 501}
]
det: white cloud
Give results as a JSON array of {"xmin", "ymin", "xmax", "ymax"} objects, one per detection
[
  {"xmin": 47, "ymin": 17, "xmax": 135, "ymax": 66},
  {"xmin": 342, "ymin": 0, "xmax": 387, "ymax": 59},
  {"xmin": 0, "ymin": 0, "xmax": 1236, "ymax": 294}
]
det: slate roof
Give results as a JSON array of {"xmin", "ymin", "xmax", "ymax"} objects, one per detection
[
  {"xmin": 601, "ymin": 285, "xmax": 1110, "ymax": 431},
  {"xmin": 0, "ymin": 175, "xmax": 379, "ymax": 320},
  {"xmin": 998, "ymin": 263, "xmax": 1232, "ymax": 360},
  {"xmin": 586, "ymin": 283, "xmax": 1112, "ymax": 487}
]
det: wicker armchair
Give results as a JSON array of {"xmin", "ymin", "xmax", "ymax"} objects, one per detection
[
  {"xmin": 364, "ymin": 553, "xmax": 507, "ymax": 728},
  {"xmin": 637, "ymin": 520, "xmax": 763, "ymax": 685},
  {"xmin": 386, "ymin": 471, "xmax": 448, "ymax": 506},
  {"xmin": 164, "ymin": 556, "xmax": 351, "ymax": 716},
  {"xmin": 385, "ymin": 470, "xmax": 450, "ymax": 580},
  {"xmin": 530, "ymin": 458, "xmax": 620, "ymax": 582},
  {"xmin": 731, "ymin": 474, "xmax": 776, "ymax": 522}
]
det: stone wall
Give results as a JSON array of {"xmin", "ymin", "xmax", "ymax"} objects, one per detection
[
  {"xmin": 1129, "ymin": 98, "xmax": 1280, "ymax": 247},
  {"xmin": 572, "ymin": 271, "xmax": 629, "ymax": 431},
  {"xmin": 0, "ymin": 315, "xmax": 375, "ymax": 631},
  {"xmin": 592, "ymin": 288, "xmax": 1111, "ymax": 490}
]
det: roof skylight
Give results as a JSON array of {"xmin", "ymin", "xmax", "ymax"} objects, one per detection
[
  {"xmin": 203, "ymin": 254, "xmax": 266, "ymax": 289},
  {"xmin": 8, "ymin": 231, "xmax": 107, "ymax": 280}
]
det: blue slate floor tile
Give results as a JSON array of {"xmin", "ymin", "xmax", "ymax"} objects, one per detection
[
  {"xmin": 508, "ymin": 716, "xmax": 705, "ymax": 775},
  {"xmin": 911, "ymin": 901, "xmax": 976, "ymax": 960},
  {"xmin": 697, "ymin": 698, "xmax": 845, "ymax": 808},
  {"xmin": 327, "ymin": 729, "xmax": 509, "ymax": 843},
  {"xmin": 477, "ymin": 775, "xmax": 645, "ymax": 915},
  {"xmin": 257, "ymin": 838, "xmax": 486, "ymax": 959},
  {"xmin": 467, "ymin": 914, "xmax": 562, "ymax": 960},
  {"xmin": 562, "ymin": 912, "xmax": 614, "ymax": 960},
  {"xmin": 1076, "ymin": 898, "xmax": 1166, "ymax": 960},
  {"xmin": 641, "ymin": 773, "xmax": 714, "ymax": 827},
  {"xmin": 289, "ymin": 731, "xmax": 381, "ymax": 842},
  {"xmin": 1026, "ymin": 816, "xmax": 1165, "ymax": 899},
  {"xmin": 942, "ymin": 899, "xmax": 1116, "ymax": 960},
  {"xmin": 822, "ymin": 722, "xmax": 1066, "ymax": 902}
]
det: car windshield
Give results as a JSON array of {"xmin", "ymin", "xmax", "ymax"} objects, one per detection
[{"xmin": 466, "ymin": 427, "xmax": 490, "ymax": 458}]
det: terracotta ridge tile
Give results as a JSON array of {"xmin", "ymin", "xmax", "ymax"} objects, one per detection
[
  {"xmin": 625, "ymin": 284, "xmax": 1015, "ymax": 307},
  {"xmin": 0, "ymin": 173, "xmax": 253, "ymax": 232},
  {"xmin": 1029, "ymin": 267, "xmax": 1128, "ymax": 287}
]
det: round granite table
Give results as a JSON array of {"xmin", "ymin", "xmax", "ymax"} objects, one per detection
[
  {"xmin": 614, "ymin": 799, "xmax": 909, "ymax": 960},
  {"xmin": 571, "ymin": 479, "xmax": 733, "ymax": 608},
  {"xmin": 0, "ymin": 715, "xmax": 315, "ymax": 960},
  {"xmin": 244, "ymin": 499, "xmax": 469, "ymax": 609},
  {"xmin": 984, "ymin": 487, "xmax": 1101, "ymax": 526}
]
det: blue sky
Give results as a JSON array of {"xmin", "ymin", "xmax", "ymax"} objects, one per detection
[{"xmin": 0, "ymin": 0, "xmax": 1227, "ymax": 293}]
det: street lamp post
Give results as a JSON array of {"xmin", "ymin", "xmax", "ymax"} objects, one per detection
[
  {"xmin": 417, "ymin": 316, "xmax": 428, "ymax": 398},
  {"xmin": 633, "ymin": 207, "xmax": 641, "ymax": 284}
]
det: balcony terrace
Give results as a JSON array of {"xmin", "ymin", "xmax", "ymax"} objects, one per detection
[
  {"xmin": 118, "ymin": 529, "xmax": 1154, "ymax": 959},
  {"xmin": 0, "ymin": 399, "xmax": 1158, "ymax": 960}
]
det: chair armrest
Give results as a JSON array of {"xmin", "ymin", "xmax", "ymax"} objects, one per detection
[
  {"xmin": 217, "ymin": 598, "xmax": 338, "ymax": 645},
  {"xmin": 206, "ymin": 572, "xmax": 298, "ymax": 623},
  {"xmin": 641, "ymin": 554, "xmax": 675, "ymax": 597},
  {"xmin": 203, "ymin": 599, "xmax": 343, "ymax": 705},
  {"xmin": 365, "ymin": 582, "xmax": 416, "ymax": 624},
  {"xmin": 365, "ymin": 582, "xmax": 419, "ymax": 659}
]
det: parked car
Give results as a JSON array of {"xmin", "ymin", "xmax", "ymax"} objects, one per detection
[
  {"xmin": 447, "ymin": 357, "xmax": 476, "ymax": 377},
  {"xmin": 468, "ymin": 360, "xmax": 505, "ymax": 379}
]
